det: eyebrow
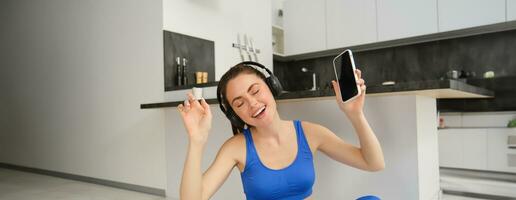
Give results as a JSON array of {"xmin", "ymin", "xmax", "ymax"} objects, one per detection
[{"xmin": 231, "ymin": 83, "xmax": 259, "ymax": 105}]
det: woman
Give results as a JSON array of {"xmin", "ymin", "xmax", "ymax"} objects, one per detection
[{"xmin": 177, "ymin": 62, "xmax": 385, "ymax": 200}]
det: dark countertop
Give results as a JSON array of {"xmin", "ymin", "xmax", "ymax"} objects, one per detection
[
  {"xmin": 141, "ymin": 79, "xmax": 493, "ymax": 109},
  {"xmin": 438, "ymin": 76, "xmax": 516, "ymax": 112}
]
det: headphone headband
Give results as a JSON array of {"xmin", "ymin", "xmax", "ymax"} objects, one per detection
[{"xmin": 239, "ymin": 61, "xmax": 274, "ymax": 78}]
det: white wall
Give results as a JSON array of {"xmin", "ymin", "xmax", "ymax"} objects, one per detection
[
  {"xmin": 271, "ymin": 0, "xmax": 286, "ymax": 27},
  {"xmin": 416, "ymin": 96, "xmax": 440, "ymax": 200},
  {"xmin": 162, "ymin": 0, "xmax": 273, "ymax": 101},
  {"xmin": 0, "ymin": 0, "xmax": 167, "ymax": 189}
]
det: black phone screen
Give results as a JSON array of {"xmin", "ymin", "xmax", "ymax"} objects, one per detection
[{"xmin": 338, "ymin": 51, "xmax": 359, "ymax": 102}]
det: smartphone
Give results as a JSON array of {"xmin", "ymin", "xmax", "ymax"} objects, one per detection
[{"xmin": 332, "ymin": 49, "xmax": 361, "ymax": 103}]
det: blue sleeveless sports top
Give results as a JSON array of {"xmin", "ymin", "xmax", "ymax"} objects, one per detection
[{"xmin": 240, "ymin": 120, "xmax": 315, "ymax": 200}]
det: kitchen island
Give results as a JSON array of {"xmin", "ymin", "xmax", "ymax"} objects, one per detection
[{"xmin": 143, "ymin": 80, "xmax": 492, "ymax": 200}]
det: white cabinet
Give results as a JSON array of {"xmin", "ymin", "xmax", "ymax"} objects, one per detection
[
  {"xmin": 487, "ymin": 128, "xmax": 516, "ymax": 173},
  {"xmin": 438, "ymin": 0, "xmax": 506, "ymax": 32},
  {"xmin": 376, "ymin": 0, "xmax": 438, "ymax": 41},
  {"xmin": 463, "ymin": 131, "xmax": 488, "ymax": 170},
  {"xmin": 283, "ymin": 0, "xmax": 326, "ymax": 55},
  {"xmin": 438, "ymin": 129, "xmax": 488, "ymax": 170},
  {"xmin": 325, "ymin": 0, "xmax": 377, "ymax": 49},
  {"xmin": 284, "ymin": 0, "xmax": 513, "ymax": 55},
  {"xmin": 439, "ymin": 128, "xmax": 516, "ymax": 173},
  {"xmin": 508, "ymin": 0, "xmax": 516, "ymax": 21},
  {"xmin": 439, "ymin": 129, "xmax": 464, "ymax": 168}
]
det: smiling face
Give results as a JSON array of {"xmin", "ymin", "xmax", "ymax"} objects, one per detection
[{"xmin": 225, "ymin": 73, "xmax": 277, "ymax": 128}]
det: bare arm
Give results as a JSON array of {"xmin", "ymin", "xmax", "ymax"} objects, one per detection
[
  {"xmin": 177, "ymin": 93, "xmax": 238, "ymax": 200},
  {"xmin": 180, "ymin": 138, "xmax": 238, "ymax": 200},
  {"xmin": 348, "ymin": 113, "xmax": 384, "ymax": 171},
  {"xmin": 180, "ymin": 142, "xmax": 204, "ymax": 200},
  {"xmin": 311, "ymin": 115, "xmax": 384, "ymax": 172},
  {"xmin": 200, "ymin": 137, "xmax": 242, "ymax": 199},
  {"xmin": 317, "ymin": 69, "xmax": 384, "ymax": 172}
]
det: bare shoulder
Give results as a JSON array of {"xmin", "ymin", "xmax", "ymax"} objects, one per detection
[
  {"xmin": 220, "ymin": 133, "xmax": 245, "ymax": 154},
  {"xmin": 300, "ymin": 120, "xmax": 330, "ymax": 136},
  {"xmin": 219, "ymin": 133, "xmax": 246, "ymax": 169},
  {"xmin": 299, "ymin": 120, "xmax": 329, "ymax": 153}
]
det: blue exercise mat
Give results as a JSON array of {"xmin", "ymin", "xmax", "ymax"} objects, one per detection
[{"xmin": 356, "ymin": 195, "xmax": 380, "ymax": 200}]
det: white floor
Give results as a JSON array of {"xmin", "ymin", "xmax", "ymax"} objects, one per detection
[
  {"xmin": 0, "ymin": 167, "xmax": 502, "ymax": 200},
  {"xmin": 441, "ymin": 194, "xmax": 489, "ymax": 200},
  {"xmin": 440, "ymin": 168, "xmax": 516, "ymax": 200},
  {"xmin": 0, "ymin": 168, "xmax": 169, "ymax": 200}
]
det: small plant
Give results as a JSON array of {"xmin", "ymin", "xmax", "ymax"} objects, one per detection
[{"xmin": 508, "ymin": 119, "xmax": 516, "ymax": 128}]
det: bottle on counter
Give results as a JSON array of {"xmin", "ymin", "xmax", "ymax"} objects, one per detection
[
  {"xmin": 202, "ymin": 72, "xmax": 208, "ymax": 83},
  {"xmin": 182, "ymin": 58, "xmax": 188, "ymax": 85},
  {"xmin": 196, "ymin": 71, "xmax": 203, "ymax": 84},
  {"xmin": 176, "ymin": 57, "xmax": 182, "ymax": 86}
]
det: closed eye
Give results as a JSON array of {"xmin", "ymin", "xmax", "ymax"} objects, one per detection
[{"xmin": 251, "ymin": 84, "xmax": 260, "ymax": 94}]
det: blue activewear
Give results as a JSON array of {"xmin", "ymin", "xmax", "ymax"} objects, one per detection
[{"xmin": 240, "ymin": 120, "xmax": 315, "ymax": 200}]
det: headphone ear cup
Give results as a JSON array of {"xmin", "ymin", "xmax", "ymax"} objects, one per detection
[
  {"xmin": 225, "ymin": 108, "xmax": 245, "ymax": 129},
  {"xmin": 266, "ymin": 75, "xmax": 283, "ymax": 97}
]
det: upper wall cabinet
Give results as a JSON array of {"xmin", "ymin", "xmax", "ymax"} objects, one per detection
[
  {"xmin": 283, "ymin": 0, "xmax": 326, "ymax": 55},
  {"xmin": 326, "ymin": 0, "xmax": 377, "ymax": 49},
  {"xmin": 283, "ymin": 0, "xmax": 513, "ymax": 56},
  {"xmin": 438, "ymin": 0, "xmax": 506, "ymax": 32},
  {"xmin": 508, "ymin": 0, "xmax": 516, "ymax": 21},
  {"xmin": 377, "ymin": 0, "xmax": 438, "ymax": 41}
]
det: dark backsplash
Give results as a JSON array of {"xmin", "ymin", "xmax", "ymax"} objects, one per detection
[
  {"xmin": 274, "ymin": 29, "xmax": 516, "ymax": 91},
  {"xmin": 164, "ymin": 30, "xmax": 215, "ymax": 91},
  {"xmin": 274, "ymin": 29, "xmax": 516, "ymax": 112}
]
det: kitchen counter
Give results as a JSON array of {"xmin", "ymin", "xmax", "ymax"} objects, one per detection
[
  {"xmin": 140, "ymin": 79, "xmax": 493, "ymax": 109},
  {"xmin": 438, "ymin": 76, "xmax": 516, "ymax": 112}
]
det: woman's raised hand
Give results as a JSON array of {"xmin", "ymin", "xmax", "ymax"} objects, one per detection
[
  {"xmin": 331, "ymin": 68, "xmax": 366, "ymax": 118},
  {"xmin": 177, "ymin": 92, "xmax": 212, "ymax": 145}
]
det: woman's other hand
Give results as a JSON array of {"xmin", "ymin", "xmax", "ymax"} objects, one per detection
[
  {"xmin": 177, "ymin": 92, "xmax": 213, "ymax": 145},
  {"xmin": 332, "ymin": 69, "xmax": 366, "ymax": 118}
]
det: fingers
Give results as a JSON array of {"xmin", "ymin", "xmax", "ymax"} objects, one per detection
[
  {"xmin": 186, "ymin": 92, "xmax": 197, "ymax": 104},
  {"xmin": 357, "ymin": 78, "xmax": 365, "ymax": 86},
  {"xmin": 354, "ymin": 68, "xmax": 365, "ymax": 87},
  {"xmin": 360, "ymin": 83, "xmax": 367, "ymax": 95},
  {"xmin": 355, "ymin": 69, "xmax": 362, "ymax": 79},
  {"xmin": 182, "ymin": 99, "xmax": 191, "ymax": 112},
  {"xmin": 200, "ymin": 98, "xmax": 212, "ymax": 117},
  {"xmin": 177, "ymin": 101, "xmax": 190, "ymax": 118},
  {"xmin": 177, "ymin": 104, "xmax": 184, "ymax": 115},
  {"xmin": 179, "ymin": 92, "xmax": 207, "ymax": 116},
  {"xmin": 187, "ymin": 92, "xmax": 203, "ymax": 109},
  {"xmin": 187, "ymin": 92, "xmax": 194, "ymax": 100},
  {"xmin": 360, "ymin": 84, "xmax": 367, "ymax": 91},
  {"xmin": 332, "ymin": 80, "xmax": 342, "ymax": 101},
  {"xmin": 355, "ymin": 72, "xmax": 366, "ymax": 95}
]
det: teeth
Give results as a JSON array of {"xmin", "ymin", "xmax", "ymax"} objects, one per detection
[{"xmin": 252, "ymin": 106, "xmax": 266, "ymax": 118}]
